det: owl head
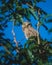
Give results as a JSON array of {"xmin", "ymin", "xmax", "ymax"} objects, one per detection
[{"xmin": 22, "ymin": 22, "xmax": 31, "ymax": 30}]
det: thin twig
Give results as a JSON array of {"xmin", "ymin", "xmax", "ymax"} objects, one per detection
[
  {"xmin": 12, "ymin": 20, "xmax": 19, "ymax": 52},
  {"xmin": 36, "ymin": 9, "xmax": 41, "ymax": 45},
  {"xmin": 37, "ymin": 22, "xmax": 40, "ymax": 44},
  {"xmin": 26, "ymin": 3, "xmax": 33, "ymax": 9},
  {"xmin": 0, "ymin": 43, "xmax": 12, "ymax": 56}
]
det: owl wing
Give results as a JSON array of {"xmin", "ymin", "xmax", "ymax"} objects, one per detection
[
  {"xmin": 28, "ymin": 26, "xmax": 37, "ymax": 37},
  {"xmin": 23, "ymin": 27, "xmax": 31, "ymax": 39}
]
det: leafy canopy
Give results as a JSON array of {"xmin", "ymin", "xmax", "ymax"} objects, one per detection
[{"xmin": 0, "ymin": 0, "xmax": 52, "ymax": 65}]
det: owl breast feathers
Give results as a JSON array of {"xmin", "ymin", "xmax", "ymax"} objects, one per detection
[{"xmin": 22, "ymin": 22, "xmax": 37, "ymax": 39}]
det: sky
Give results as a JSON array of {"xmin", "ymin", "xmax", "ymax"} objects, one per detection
[{"xmin": 2, "ymin": 0, "xmax": 52, "ymax": 45}]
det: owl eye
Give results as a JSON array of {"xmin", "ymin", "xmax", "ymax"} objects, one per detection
[{"xmin": 27, "ymin": 24, "xmax": 31, "ymax": 27}]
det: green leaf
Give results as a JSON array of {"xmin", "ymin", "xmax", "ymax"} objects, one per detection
[
  {"xmin": 48, "ymin": 28, "xmax": 52, "ymax": 33},
  {"xmin": 34, "ymin": 6, "xmax": 47, "ymax": 15},
  {"xmin": 21, "ymin": 59, "xmax": 27, "ymax": 64},
  {"xmin": 36, "ymin": 0, "xmax": 46, "ymax": 2},
  {"xmin": 43, "ymin": 14, "xmax": 52, "ymax": 22},
  {"xmin": 25, "ymin": 9, "xmax": 31, "ymax": 21},
  {"xmin": 37, "ymin": 60, "xmax": 44, "ymax": 65},
  {"xmin": 29, "ymin": 8, "xmax": 39, "ymax": 20},
  {"xmin": 0, "ymin": 24, "xmax": 4, "ymax": 30},
  {"xmin": 27, "ymin": 50, "xmax": 34, "ymax": 62},
  {"xmin": 46, "ymin": 19, "xmax": 52, "ymax": 23},
  {"xmin": 1, "ymin": 5, "xmax": 8, "ymax": 13},
  {"xmin": 0, "ymin": 17, "xmax": 4, "ymax": 21},
  {"xmin": 17, "ymin": 14, "xmax": 24, "ymax": 24},
  {"xmin": 5, "ymin": 43, "xmax": 12, "ymax": 49},
  {"xmin": 29, "ymin": 44, "xmax": 35, "ymax": 50},
  {"xmin": 39, "ymin": 22, "xmax": 48, "ymax": 30},
  {"xmin": 44, "ymin": 62, "xmax": 52, "ymax": 65},
  {"xmin": 42, "ymin": 24, "xmax": 48, "ymax": 30},
  {"xmin": 48, "ymin": 46, "xmax": 52, "ymax": 54}
]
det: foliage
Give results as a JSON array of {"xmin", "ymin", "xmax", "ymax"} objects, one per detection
[{"xmin": 0, "ymin": 0, "xmax": 52, "ymax": 65}]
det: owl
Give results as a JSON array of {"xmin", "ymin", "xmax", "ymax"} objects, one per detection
[{"xmin": 22, "ymin": 22, "xmax": 37, "ymax": 39}]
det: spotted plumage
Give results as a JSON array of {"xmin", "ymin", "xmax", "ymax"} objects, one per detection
[{"xmin": 22, "ymin": 22, "xmax": 37, "ymax": 39}]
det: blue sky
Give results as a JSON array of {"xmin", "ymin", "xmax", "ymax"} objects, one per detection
[
  {"xmin": 37, "ymin": 0, "xmax": 52, "ymax": 14},
  {"xmin": 2, "ymin": 0, "xmax": 52, "ymax": 45}
]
